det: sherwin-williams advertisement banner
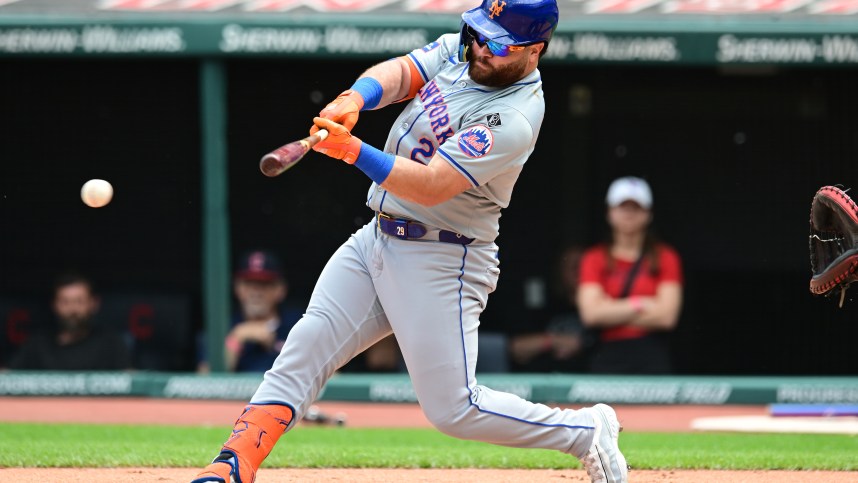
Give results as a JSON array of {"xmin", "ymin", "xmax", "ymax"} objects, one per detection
[
  {"xmin": 1, "ymin": 23, "xmax": 858, "ymax": 66},
  {"xmin": 1, "ymin": 0, "xmax": 856, "ymax": 64}
]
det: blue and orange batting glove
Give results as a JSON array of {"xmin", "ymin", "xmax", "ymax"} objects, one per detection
[
  {"xmin": 312, "ymin": 117, "xmax": 363, "ymax": 165},
  {"xmin": 312, "ymin": 116, "xmax": 395, "ymax": 185}
]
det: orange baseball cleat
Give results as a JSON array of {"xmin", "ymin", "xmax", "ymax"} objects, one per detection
[{"xmin": 191, "ymin": 404, "xmax": 293, "ymax": 483}]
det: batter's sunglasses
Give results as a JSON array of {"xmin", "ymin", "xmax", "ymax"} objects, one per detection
[{"xmin": 464, "ymin": 25, "xmax": 527, "ymax": 57}]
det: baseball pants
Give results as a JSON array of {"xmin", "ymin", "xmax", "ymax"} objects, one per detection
[{"xmin": 251, "ymin": 219, "xmax": 596, "ymax": 458}]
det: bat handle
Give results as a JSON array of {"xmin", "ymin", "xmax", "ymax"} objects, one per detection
[
  {"xmin": 300, "ymin": 128, "xmax": 328, "ymax": 152},
  {"xmin": 313, "ymin": 128, "xmax": 329, "ymax": 143}
]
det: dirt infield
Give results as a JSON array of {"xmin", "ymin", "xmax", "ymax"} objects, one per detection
[
  {"xmin": 0, "ymin": 396, "xmax": 769, "ymax": 430},
  {"xmin": 3, "ymin": 397, "xmax": 857, "ymax": 482},
  {"xmin": 3, "ymin": 468, "xmax": 858, "ymax": 482}
]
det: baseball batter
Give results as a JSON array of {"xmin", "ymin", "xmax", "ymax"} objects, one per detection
[{"xmin": 192, "ymin": 1, "xmax": 627, "ymax": 482}]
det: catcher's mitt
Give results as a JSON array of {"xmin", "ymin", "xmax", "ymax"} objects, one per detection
[{"xmin": 809, "ymin": 185, "xmax": 858, "ymax": 306}]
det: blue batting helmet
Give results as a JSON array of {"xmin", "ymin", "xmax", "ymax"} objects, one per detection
[{"xmin": 461, "ymin": 0, "xmax": 559, "ymax": 47}]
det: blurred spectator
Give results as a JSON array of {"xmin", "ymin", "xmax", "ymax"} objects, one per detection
[
  {"xmin": 7, "ymin": 272, "xmax": 131, "ymax": 371},
  {"xmin": 340, "ymin": 334, "xmax": 404, "ymax": 373},
  {"xmin": 577, "ymin": 177, "xmax": 683, "ymax": 374},
  {"xmin": 198, "ymin": 250, "xmax": 303, "ymax": 373},
  {"xmin": 197, "ymin": 250, "xmax": 403, "ymax": 373},
  {"xmin": 508, "ymin": 245, "xmax": 589, "ymax": 372}
]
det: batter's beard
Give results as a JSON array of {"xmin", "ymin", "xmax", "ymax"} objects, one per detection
[{"xmin": 467, "ymin": 47, "xmax": 529, "ymax": 88}]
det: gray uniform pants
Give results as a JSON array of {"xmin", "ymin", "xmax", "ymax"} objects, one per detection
[{"xmin": 252, "ymin": 220, "xmax": 596, "ymax": 458}]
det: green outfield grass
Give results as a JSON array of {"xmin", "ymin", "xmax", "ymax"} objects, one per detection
[{"xmin": 1, "ymin": 423, "xmax": 856, "ymax": 471}]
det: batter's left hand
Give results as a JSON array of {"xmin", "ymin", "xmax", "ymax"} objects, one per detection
[{"xmin": 312, "ymin": 117, "xmax": 363, "ymax": 164}]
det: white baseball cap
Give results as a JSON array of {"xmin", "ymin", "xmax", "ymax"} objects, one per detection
[{"xmin": 606, "ymin": 176, "xmax": 653, "ymax": 209}]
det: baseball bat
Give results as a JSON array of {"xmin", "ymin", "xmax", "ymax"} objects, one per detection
[{"xmin": 259, "ymin": 129, "xmax": 329, "ymax": 177}]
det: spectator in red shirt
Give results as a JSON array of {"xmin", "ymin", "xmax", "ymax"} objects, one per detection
[{"xmin": 577, "ymin": 177, "xmax": 683, "ymax": 374}]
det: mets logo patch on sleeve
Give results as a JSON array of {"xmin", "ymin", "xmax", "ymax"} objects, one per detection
[{"xmin": 458, "ymin": 125, "xmax": 494, "ymax": 158}]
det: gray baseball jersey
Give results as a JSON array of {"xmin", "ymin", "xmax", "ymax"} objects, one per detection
[
  {"xmin": 251, "ymin": 33, "xmax": 598, "ymax": 465},
  {"xmin": 367, "ymin": 33, "xmax": 545, "ymax": 243}
]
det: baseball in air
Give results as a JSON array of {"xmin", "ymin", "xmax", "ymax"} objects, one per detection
[{"xmin": 80, "ymin": 179, "xmax": 114, "ymax": 208}]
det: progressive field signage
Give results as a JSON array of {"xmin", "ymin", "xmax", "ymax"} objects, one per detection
[{"xmin": 3, "ymin": 373, "xmax": 858, "ymax": 404}]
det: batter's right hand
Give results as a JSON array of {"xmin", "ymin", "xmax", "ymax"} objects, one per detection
[
  {"xmin": 312, "ymin": 117, "xmax": 363, "ymax": 165},
  {"xmin": 310, "ymin": 89, "xmax": 364, "ymax": 135}
]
